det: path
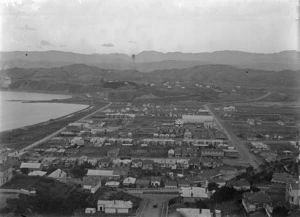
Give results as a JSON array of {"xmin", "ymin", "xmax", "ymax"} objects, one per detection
[
  {"xmin": 20, "ymin": 102, "xmax": 112, "ymax": 152},
  {"xmin": 204, "ymin": 91, "xmax": 272, "ymax": 169}
]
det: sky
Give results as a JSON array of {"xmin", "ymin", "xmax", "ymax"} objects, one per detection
[{"xmin": 0, "ymin": 0, "xmax": 299, "ymax": 54}]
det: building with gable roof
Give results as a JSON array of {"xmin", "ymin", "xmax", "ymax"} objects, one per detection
[
  {"xmin": 242, "ymin": 191, "xmax": 273, "ymax": 214},
  {"xmin": 48, "ymin": 169, "xmax": 67, "ymax": 183},
  {"xmin": 97, "ymin": 200, "xmax": 133, "ymax": 213},
  {"xmin": 0, "ymin": 162, "xmax": 13, "ymax": 187}
]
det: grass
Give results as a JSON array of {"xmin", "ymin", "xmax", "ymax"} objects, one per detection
[{"xmin": 0, "ymin": 175, "xmax": 40, "ymax": 190}]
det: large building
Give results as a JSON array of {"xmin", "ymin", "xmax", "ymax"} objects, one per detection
[
  {"xmin": 0, "ymin": 162, "xmax": 13, "ymax": 187},
  {"xmin": 182, "ymin": 115, "xmax": 214, "ymax": 124},
  {"xmin": 97, "ymin": 200, "xmax": 133, "ymax": 213}
]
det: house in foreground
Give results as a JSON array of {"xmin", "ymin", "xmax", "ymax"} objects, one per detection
[
  {"xmin": 242, "ymin": 191, "xmax": 273, "ymax": 215},
  {"xmin": 48, "ymin": 169, "xmax": 67, "ymax": 183},
  {"xmin": 20, "ymin": 162, "xmax": 42, "ymax": 172},
  {"xmin": 97, "ymin": 200, "xmax": 133, "ymax": 213},
  {"xmin": 180, "ymin": 187, "xmax": 209, "ymax": 203},
  {"xmin": 176, "ymin": 208, "xmax": 221, "ymax": 217},
  {"xmin": 82, "ymin": 176, "xmax": 102, "ymax": 193},
  {"xmin": 0, "ymin": 162, "xmax": 13, "ymax": 187}
]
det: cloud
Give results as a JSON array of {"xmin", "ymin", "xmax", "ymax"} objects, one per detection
[
  {"xmin": 60, "ymin": 44, "xmax": 67, "ymax": 47},
  {"xmin": 25, "ymin": 25, "xmax": 36, "ymax": 31},
  {"xmin": 40, "ymin": 40, "xmax": 53, "ymax": 46},
  {"xmin": 128, "ymin": 41, "xmax": 136, "ymax": 44},
  {"xmin": 102, "ymin": 43, "xmax": 114, "ymax": 47}
]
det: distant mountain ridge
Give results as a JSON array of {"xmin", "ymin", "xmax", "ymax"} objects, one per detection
[
  {"xmin": 1, "ymin": 50, "xmax": 299, "ymax": 72},
  {"xmin": 2, "ymin": 64, "xmax": 299, "ymax": 93}
]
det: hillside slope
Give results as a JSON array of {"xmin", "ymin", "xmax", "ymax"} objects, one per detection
[{"xmin": 1, "ymin": 50, "xmax": 299, "ymax": 72}]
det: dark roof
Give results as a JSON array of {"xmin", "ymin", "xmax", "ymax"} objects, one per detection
[
  {"xmin": 132, "ymin": 159, "xmax": 143, "ymax": 163},
  {"xmin": 143, "ymin": 160, "xmax": 154, "ymax": 164},
  {"xmin": 99, "ymin": 158, "xmax": 111, "ymax": 163},
  {"xmin": 150, "ymin": 176, "xmax": 162, "ymax": 182},
  {"xmin": 165, "ymin": 180, "xmax": 178, "ymax": 186},
  {"xmin": 189, "ymin": 158, "xmax": 201, "ymax": 164},
  {"xmin": 243, "ymin": 191, "xmax": 272, "ymax": 204},
  {"xmin": 82, "ymin": 176, "xmax": 102, "ymax": 186},
  {"xmin": 227, "ymin": 179, "xmax": 250, "ymax": 187},
  {"xmin": 272, "ymin": 172, "xmax": 294, "ymax": 183},
  {"xmin": 136, "ymin": 179, "xmax": 150, "ymax": 185}
]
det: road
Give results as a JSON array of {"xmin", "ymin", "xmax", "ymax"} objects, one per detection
[
  {"xmin": 205, "ymin": 104, "xmax": 262, "ymax": 169},
  {"xmin": 127, "ymin": 191, "xmax": 175, "ymax": 217},
  {"xmin": 19, "ymin": 102, "xmax": 112, "ymax": 152}
]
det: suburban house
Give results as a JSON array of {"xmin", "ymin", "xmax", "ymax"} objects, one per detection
[
  {"xmin": 180, "ymin": 187, "xmax": 209, "ymax": 203},
  {"xmin": 20, "ymin": 162, "xmax": 42, "ymax": 172},
  {"xmin": 97, "ymin": 200, "xmax": 133, "ymax": 214},
  {"xmin": 131, "ymin": 159, "xmax": 143, "ymax": 168},
  {"xmin": 87, "ymin": 169, "xmax": 119, "ymax": 180},
  {"xmin": 165, "ymin": 180, "xmax": 178, "ymax": 189},
  {"xmin": 28, "ymin": 170, "xmax": 47, "ymax": 177},
  {"xmin": 105, "ymin": 181, "xmax": 120, "ymax": 188},
  {"xmin": 142, "ymin": 160, "xmax": 154, "ymax": 170},
  {"xmin": 286, "ymin": 177, "xmax": 300, "ymax": 206},
  {"xmin": 98, "ymin": 158, "xmax": 112, "ymax": 168},
  {"xmin": 242, "ymin": 191, "xmax": 273, "ymax": 215},
  {"xmin": 150, "ymin": 176, "xmax": 162, "ymax": 187},
  {"xmin": 0, "ymin": 162, "xmax": 13, "ymax": 187},
  {"xmin": 188, "ymin": 158, "xmax": 201, "ymax": 169},
  {"xmin": 201, "ymin": 149, "xmax": 224, "ymax": 158},
  {"xmin": 78, "ymin": 155, "xmax": 89, "ymax": 165},
  {"xmin": 271, "ymin": 172, "xmax": 294, "ymax": 184},
  {"xmin": 176, "ymin": 208, "xmax": 218, "ymax": 217},
  {"xmin": 123, "ymin": 177, "xmax": 136, "ymax": 187},
  {"xmin": 7, "ymin": 151, "xmax": 27, "ymax": 165},
  {"xmin": 223, "ymin": 149, "xmax": 239, "ymax": 158},
  {"xmin": 82, "ymin": 176, "xmax": 102, "ymax": 193},
  {"xmin": 48, "ymin": 169, "xmax": 67, "ymax": 183},
  {"xmin": 178, "ymin": 179, "xmax": 192, "ymax": 188},
  {"xmin": 136, "ymin": 179, "xmax": 150, "ymax": 188},
  {"xmin": 107, "ymin": 149, "xmax": 120, "ymax": 158},
  {"xmin": 168, "ymin": 149, "xmax": 175, "ymax": 158},
  {"xmin": 227, "ymin": 179, "xmax": 251, "ymax": 191}
]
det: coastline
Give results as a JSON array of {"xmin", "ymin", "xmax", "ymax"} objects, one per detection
[
  {"xmin": 0, "ymin": 102, "xmax": 107, "ymax": 151},
  {"xmin": 0, "ymin": 90, "xmax": 108, "ymax": 151}
]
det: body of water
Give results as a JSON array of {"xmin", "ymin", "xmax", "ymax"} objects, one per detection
[{"xmin": 0, "ymin": 91, "xmax": 89, "ymax": 132}]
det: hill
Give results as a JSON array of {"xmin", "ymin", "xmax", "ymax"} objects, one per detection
[
  {"xmin": 1, "ymin": 64, "xmax": 299, "ymax": 93},
  {"xmin": 1, "ymin": 50, "xmax": 299, "ymax": 72}
]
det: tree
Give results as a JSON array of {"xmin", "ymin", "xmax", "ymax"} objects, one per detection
[
  {"xmin": 20, "ymin": 168, "xmax": 29, "ymax": 175},
  {"xmin": 212, "ymin": 186, "xmax": 236, "ymax": 203},
  {"xmin": 208, "ymin": 182, "xmax": 219, "ymax": 192}
]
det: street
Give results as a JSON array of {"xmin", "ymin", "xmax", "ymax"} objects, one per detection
[
  {"xmin": 129, "ymin": 192, "xmax": 175, "ymax": 217},
  {"xmin": 204, "ymin": 104, "xmax": 263, "ymax": 169}
]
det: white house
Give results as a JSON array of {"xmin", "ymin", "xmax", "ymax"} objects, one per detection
[
  {"xmin": 180, "ymin": 187, "xmax": 209, "ymax": 203},
  {"xmin": 176, "ymin": 208, "xmax": 212, "ymax": 217},
  {"xmin": 0, "ymin": 162, "xmax": 13, "ymax": 187},
  {"xmin": 286, "ymin": 176, "xmax": 300, "ymax": 206},
  {"xmin": 28, "ymin": 170, "xmax": 47, "ymax": 177},
  {"xmin": 20, "ymin": 162, "xmax": 42, "ymax": 172},
  {"xmin": 123, "ymin": 177, "xmax": 136, "ymax": 186},
  {"xmin": 97, "ymin": 200, "xmax": 133, "ymax": 213},
  {"xmin": 71, "ymin": 137, "xmax": 84, "ymax": 146},
  {"xmin": 48, "ymin": 169, "xmax": 67, "ymax": 183},
  {"xmin": 82, "ymin": 176, "xmax": 102, "ymax": 193},
  {"xmin": 105, "ymin": 181, "xmax": 120, "ymax": 188}
]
